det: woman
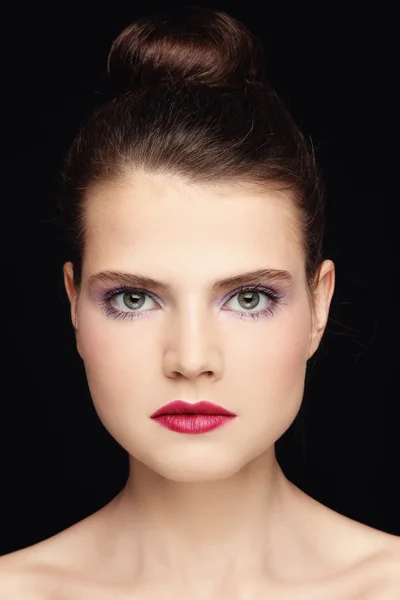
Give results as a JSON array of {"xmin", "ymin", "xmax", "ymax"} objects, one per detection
[{"xmin": 1, "ymin": 6, "xmax": 398, "ymax": 598}]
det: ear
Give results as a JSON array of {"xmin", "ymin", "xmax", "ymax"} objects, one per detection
[
  {"xmin": 308, "ymin": 259, "xmax": 335, "ymax": 360},
  {"xmin": 63, "ymin": 262, "xmax": 83, "ymax": 358}
]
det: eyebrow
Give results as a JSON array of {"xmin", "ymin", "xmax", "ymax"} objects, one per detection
[{"xmin": 88, "ymin": 268, "xmax": 294, "ymax": 294}]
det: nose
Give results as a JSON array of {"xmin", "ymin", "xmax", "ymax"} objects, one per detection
[{"xmin": 162, "ymin": 308, "xmax": 223, "ymax": 381}]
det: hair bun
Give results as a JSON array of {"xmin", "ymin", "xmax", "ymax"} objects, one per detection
[{"xmin": 107, "ymin": 6, "xmax": 266, "ymax": 93}]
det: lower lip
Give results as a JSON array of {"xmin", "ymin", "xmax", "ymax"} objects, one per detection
[{"xmin": 151, "ymin": 414, "xmax": 236, "ymax": 434}]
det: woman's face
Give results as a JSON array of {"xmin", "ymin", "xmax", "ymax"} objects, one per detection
[{"xmin": 64, "ymin": 171, "xmax": 334, "ymax": 482}]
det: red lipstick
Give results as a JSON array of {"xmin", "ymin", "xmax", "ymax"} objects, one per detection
[{"xmin": 150, "ymin": 400, "xmax": 236, "ymax": 434}]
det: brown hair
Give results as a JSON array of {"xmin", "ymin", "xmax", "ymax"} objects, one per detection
[{"xmin": 58, "ymin": 6, "xmax": 325, "ymax": 293}]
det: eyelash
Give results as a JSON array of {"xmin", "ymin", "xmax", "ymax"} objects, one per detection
[{"xmin": 99, "ymin": 283, "xmax": 286, "ymax": 322}]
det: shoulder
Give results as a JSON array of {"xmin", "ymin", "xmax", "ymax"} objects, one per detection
[
  {"xmin": 303, "ymin": 490, "xmax": 400, "ymax": 597},
  {"xmin": 0, "ymin": 507, "xmax": 110, "ymax": 597},
  {"xmin": 1, "ymin": 511, "xmax": 399, "ymax": 600},
  {"xmin": 0, "ymin": 548, "xmax": 56, "ymax": 600},
  {"xmin": 379, "ymin": 540, "xmax": 400, "ymax": 587},
  {"xmin": 361, "ymin": 536, "xmax": 400, "ymax": 599},
  {"xmin": 0, "ymin": 553, "xmax": 31, "ymax": 599},
  {"xmin": 348, "ymin": 520, "xmax": 400, "ymax": 595}
]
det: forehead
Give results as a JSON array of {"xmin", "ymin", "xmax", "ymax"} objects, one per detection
[{"xmin": 83, "ymin": 171, "xmax": 303, "ymax": 275}]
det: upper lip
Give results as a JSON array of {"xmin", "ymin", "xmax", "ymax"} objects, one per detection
[{"xmin": 151, "ymin": 400, "xmax": 236, "ymax": 418}]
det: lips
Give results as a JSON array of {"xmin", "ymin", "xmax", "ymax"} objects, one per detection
[
  {"xmin": 150, "ymin": 400, "xmax": 236, "ymax": 418},
  {"xmin": 152, "ymin": 414, "xmax": 234, "ymax": 434}
]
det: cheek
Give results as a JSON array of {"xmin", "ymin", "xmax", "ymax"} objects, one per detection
[
  {"xmin": 230, "ymin": 308, "xmax": 311, "ymax": 437},
  {"xmin": 76, "ymin": 301, "xmax": 312, "ymax": 467},
  {"xmin": 77, "ymin": 300, "xmax": 312, "ymax": 418},
  {"xmin": 78, "ymin": 313, "xmax": 148, "ymax": 389},
  {"xmin": 76, "ymin": 303, "xmax": 173, "ymax": 434},
  {"xmin": 252, "ymin": 311, "xmax": 311, "ymax": 398},
  {"xmin": 264, "ymin": 318, "xmax": 310, "ymax": 378}
]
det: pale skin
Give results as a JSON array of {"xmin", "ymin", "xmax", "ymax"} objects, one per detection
[{"xmin": 1, "ymin": 171, "xmax": 399, "ymax": 599}]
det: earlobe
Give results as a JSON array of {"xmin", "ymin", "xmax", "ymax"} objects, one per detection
[
  {"xmin": 63, "ymin": 262, "xmax": 84, "ymax": 359},
  {"xmin": 63, "ymin": 262, "xmax": 80, "ymax": 337},
  {"xmin": 307, "ymin": 260, "xmax": 335, "ymax": 360}
]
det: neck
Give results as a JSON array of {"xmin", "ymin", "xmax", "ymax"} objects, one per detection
[{"xmin": 105, "ymin": 449, "xmax": 306, "ymax": 593}]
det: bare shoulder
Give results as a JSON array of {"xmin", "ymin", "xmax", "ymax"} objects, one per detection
[
  {"xmin": 0, "ymin": 542, "xmax": 70, "ymax": 599},
  {"xmin": 0, "ymin": 504, "xmax": 114, "ymax": 598},
  {"xmin": 354, "ymin": 532, "xmax": 400, "ymax": 599},
  {"xmin": 0, "ymin": 551, "xmax": 40, "ymax": 599},
  {"xmin": 375, "ymin": 537, "xmax": 400, "ymax": 593},
  {"xmin": 0, "ymin": 514, "xmax": 399, "ymax": 600},
  {"xmin": 0, "ymin": 548, "xmax": 60, "ymax": 599},
  {"xmin": 0, "ymin": 540, "xmax": 399, "ymax": 600}
]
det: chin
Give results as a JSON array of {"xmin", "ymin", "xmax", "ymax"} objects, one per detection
[
  {"xmin": 138, "ymin": 447, "xmax": 255, "ymax": 483},
  {"xmin": 152, "ymin": 465, "xmax": 241, "ymax": 483}
]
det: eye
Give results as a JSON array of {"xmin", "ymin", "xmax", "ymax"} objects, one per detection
[
  {"xmin": 100, "ymin": 284, "xmax": 284, "ymax": 321},
  {"xmin": 111, "ymin": 289, "xmax": 271, "ymax": 313},
  {"xmin": 116, "ymin": 291, "xmax": 156, "ymax": 312},
  {"xmin": 225, "ymin": 288, "xmax": 271, "ymax": 312}
]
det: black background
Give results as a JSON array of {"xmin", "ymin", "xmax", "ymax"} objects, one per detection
[{"xmin": 1, "ymin": 2, "xmax": 397, "ymax": 556}]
